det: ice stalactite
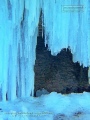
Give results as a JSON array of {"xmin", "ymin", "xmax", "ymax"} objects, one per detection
[
  {"xmin": 0, "ymin": 0, "xmax": 41, "ymax": 101},
  {"xmin": 42, "ymin": 0, "xmax": 90, "ymax": 67}
]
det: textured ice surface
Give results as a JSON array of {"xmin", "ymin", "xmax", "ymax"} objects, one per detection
[
  {"xmin": 42, "ymin": 0, "xmax": 90, "ymax": 67},
  {"xmin": 0, "ymin": 0, "xmax": 41, "ymax": 101},
  {"xmin": 0, "ymin": 92, "xmax": 90, "ymax": 120},
  {"xmin": 0, "ymin": 0, "xmax": 90, "ymax": 101}
]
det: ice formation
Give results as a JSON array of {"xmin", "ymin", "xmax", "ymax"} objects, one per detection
[
  {"xmin": 0, "ymin": 0, "xmax": 41, "ymax": 101},
  {"xmin": 0, "ymin": 0, "xmax": 90, "ymax": 101},
  {"xmin": 42, "ymin": 0, "xmax": 90, "ymax": 67}
]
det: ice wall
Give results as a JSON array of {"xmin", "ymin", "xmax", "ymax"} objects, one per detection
[
  {"xmin": 42, "ymin": 0, "xmax": 90, "ymax": 67},
  {"xmin": 0, "ymin": 0, "xmax": 41, "ymax": 101},
  {"xmin": 0, "ymin": 0, "xmax": 90, "ymax": 101}
]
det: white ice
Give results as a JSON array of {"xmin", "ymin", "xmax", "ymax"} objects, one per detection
[
  {"xmin": 0, "ymin": 92, "xmax": 90, "ymax": 120},
  {"xmin": 0, "ymin": 2, "xmax": 90, "ymax": 119},
  {"xmin": 42, "ymin": 0, "xmax": 90, "ymax": 67},
  {"xmin": 0, "ymin": 0, "xmax": 41, "ymax": 101}
]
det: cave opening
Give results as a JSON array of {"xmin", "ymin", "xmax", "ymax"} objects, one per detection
[
  {"xmin": 34, "ymin": 10, "xmax": 89, "ymax": 97},
  {"xmin": 34, "ymin": 36, "xmax": 89, "ymax": 96}
]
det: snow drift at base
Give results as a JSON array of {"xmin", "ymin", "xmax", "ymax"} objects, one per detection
[{"xmin": 0, "ymin": 92, "xmax": 90, "ymax": 120}]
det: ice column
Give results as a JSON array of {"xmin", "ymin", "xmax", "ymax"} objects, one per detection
[{"xmin": 0, "ymin": 0, "xmax": 41, "ymax": 101}]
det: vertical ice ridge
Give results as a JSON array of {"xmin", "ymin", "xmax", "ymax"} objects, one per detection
[
  {"xmin": 42, "ymin": 0, "xmax": 90, "ymax": 67},
  {"xmin": 0, "ymin": 0, "xmax": 41, "ymax": 101}
]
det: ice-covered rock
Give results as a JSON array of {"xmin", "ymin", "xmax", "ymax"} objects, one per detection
[{"xmin": 36, "ymin": 88, "xmax": 49, "ymax": 97}]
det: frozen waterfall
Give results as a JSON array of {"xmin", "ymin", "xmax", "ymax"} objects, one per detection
[
  {"xmin": 0, "ymin": 0, "xmax": 90, "ymax": 101},
  {"xmin": 42, "ymin": 0, "xmax": 90, "ymax": 67},
  {"xmin": 0, "ymin": 0, "xmax": 41, "ymax": 101}
]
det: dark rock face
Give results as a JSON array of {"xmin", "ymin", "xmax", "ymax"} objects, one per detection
[{"xmin": 34, "ymin": 37, "xmax": 88, "ymax": 96}]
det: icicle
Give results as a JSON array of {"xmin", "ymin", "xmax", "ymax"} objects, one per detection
[
  {"xmin": 42, "ymin": 0, "xmax": 90, "ymax": 67},
  {"xmin": 23, "ymin": 0, "xmax": 41, "ymax": 97},
  {"xmin": 42, "ymin": 0, "xmax": 72, "ymax": 55},
  {"xmin": 0, "ymin": 0, "xmax": 41, "ymax": 101}
]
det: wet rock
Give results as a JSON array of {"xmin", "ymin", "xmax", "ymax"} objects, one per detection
[{"xmin": 34, "ymin": 37, "xmax": 88, "ymax": 94}]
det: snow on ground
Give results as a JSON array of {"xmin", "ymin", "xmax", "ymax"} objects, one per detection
[{"xmin": 0, "ymin": 92, "xmax": 90, "ymax": 120}]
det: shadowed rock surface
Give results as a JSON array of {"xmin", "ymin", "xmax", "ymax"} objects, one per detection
[{"xmin": 34, "ymin": 37, "xmax": 88, "ymax": 96}]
